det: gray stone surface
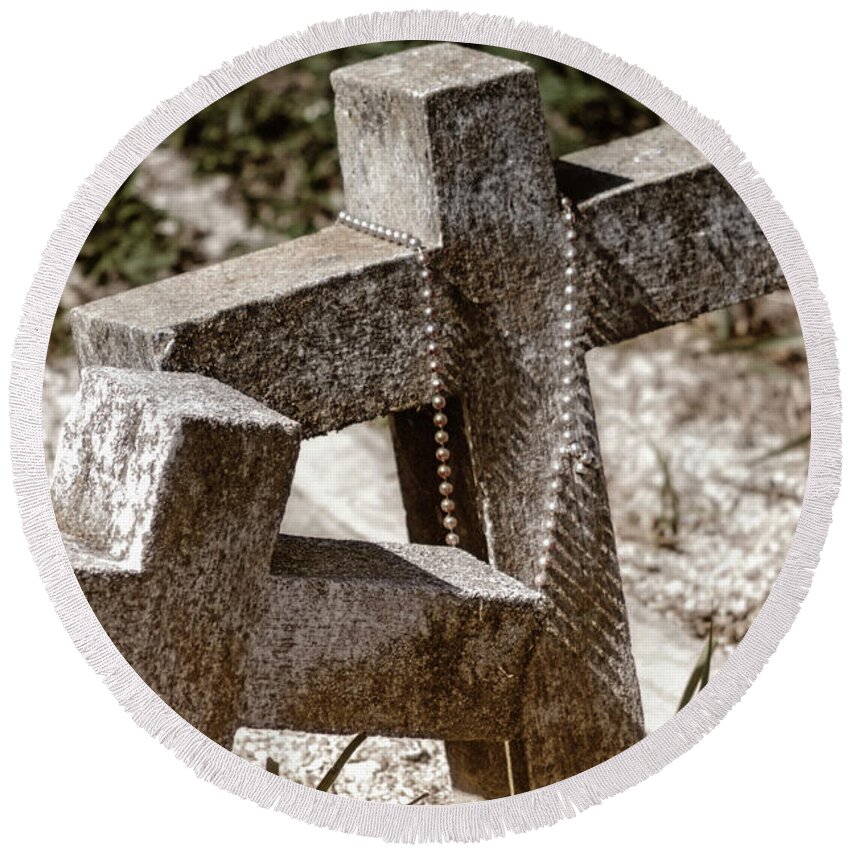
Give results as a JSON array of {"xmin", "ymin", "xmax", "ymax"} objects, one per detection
[
  {"xmin": 557, "ymin": 124, "xmax": 785, "ymax": 347},
  {"xmin": 69, "ymin": 227, "xmax": 419, "ymax": 438},
  {"xmin": 55, "ymin": 367, "xmax": 301, "ymax": 745},
  {"xmin": 54, "ymin": 44, "xmax": 791, "ymax": 797},
  {"xmin": 335, "ymin": 43, "xmax": 642, "ymax": 791},
  {"xmin": 243, "ymin": 535, "xmax": 548, "ymax": 740}
]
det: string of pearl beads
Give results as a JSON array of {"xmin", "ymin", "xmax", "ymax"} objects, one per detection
[
  {"xmin": 533, "ymin": 196, "xmax": 590, "ymax": 589},
  {"xmin": 338, "ymin": 198, "xmax": 591, "ymax": 565},
  {"xmin": 338, "ymin": 210, "xmax": 460, "ymax": 546}
]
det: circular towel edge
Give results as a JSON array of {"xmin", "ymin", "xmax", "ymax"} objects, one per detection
[{"xmin": 8, "ymin": 9, "xmax": 842, "ymax": 843}]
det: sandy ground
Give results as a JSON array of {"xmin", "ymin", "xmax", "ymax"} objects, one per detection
[{"xmin": 43, "ymin": 149, "xmax": 809, "ymax": 804}]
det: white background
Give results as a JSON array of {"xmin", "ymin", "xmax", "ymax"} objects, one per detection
[{"xmin": 1, "ymin": 1, "xmax": 847, "ymax": 847}]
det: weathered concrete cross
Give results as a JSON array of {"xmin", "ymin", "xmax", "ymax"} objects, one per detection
[{"xmin": 54, "ymin": 43, "xmax": 784, "ymax": 797}]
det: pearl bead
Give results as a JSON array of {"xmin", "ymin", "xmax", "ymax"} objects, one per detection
[
  {"xmin": 430, "ymin": 376, "xmax": 445, "ymax": 391},
  {"xmin": 564, "ymin": 284, "xmax": 575, "ymax": 295},
  {"xmin": 575, "ymin": 462, "xmax": 587, "ymax": 475},
  {"xmin": 559, "ymin": 412, "xmax": 573, "ymax": 424},
  {"xmin": 428, "ymin": 358, "xmax": 440, "ymax": 372},
  {"xmin": 421, "ymin": 287, "xmax": 433, "ymax": 300},
  {"xmin": 561, "ymin": 375, "xmax": 573, "ymax": 386},
  {"xmin": 400, "ymin": 232, "xmax": 409, "ymax": 243},
  {"xmin": 436, "ymin": 446, "xmax": 450, "ymax": 462},
  {"xmin": 434, "ymin": 429, "xmax": 449, "ymax": 444},
  {"xmin": 443, "ymin": 514, "xmax": 458, "ymax": 530},
  {"xmin": 561, "ymin": 429, "xmax": 574, "ymax": 443},
  {"xmin": 534, "ymin": 571, "xmax": 548, "ymax": 588},
  {"xmin": 565, "ymin": 266, "xmax": 576, "ymax": 278},
  {"xmin": 433, "ymin": 412, "xmax": 448, "ymax": 428},
  {"xmin": 424, "ymin": 305, "xmax": 436, "ymax": 319},
  {"xmin": 556, "ymin": 443, "xmax": 569, "ymax": 456},
  {"xmin": 431, "ymin": 394, "xmax": 446, "ymax": 410},
  {"xmin": 560, "ymin": 393, "xmax": 573, "ymax": 405},
  {"xmin": 426, "ymin": 342, "xmax": 439, "ymax": 355},
  {"xmin": 437, "ymin": 463, "xmax": 452, "ymax": 479},
  {"xmin": 352, "ymin": 218, "xmax": 361, "ymax": 227},
  {"xmin": 561, "ymin": 356, "xmax": 573, "ymax": 368},
  {"xmin": 338, "ymin": 210, "xmax": 346, "ymax": 220},
  {"xmin": 562, "ymin": 340, "xmax": 573, "ymax": 349},
  {"xmin": 445, "ymin": 532, "xmax": 460, "ymax": 547},
  {"xmin": 408, "ymin": 237, "xmax": 420, "ymax": 248},
  {"xmin": 392, "ymin": 230, "xmax": 401, "ymax": 240},
  {"xmin": 564, "ymin": 303, "xmax": 574, "ymax": 313},
  {"xmin": 537, "ymin": 553, "xmax": 550, "ymax": 569},
  {"xmin": 440, "ymin": 498, "xmax": 455, "ymax": 513},
  {"xmin": 541, "ymin": 536, "xmax": 554, "ymax": 551},
  {"xmin": 344, "ymin": 213, "xmax": 353, "ymax": 223},
  {"xmin": 425, "ymin": 323, "xmax": 439, "ymax": 338},
  {"xmin": 439, "ymin": 481, "xmax": 454, "ymax": 496},
  {"xmin": 543, "ymin": 516, "xmax": 556, "ymax": 531},
  {"xmin": 547, "ymin": 477, "xmax": 561, "ymax": 493},
  {"xmin": 545, "ymin": 499, "xmax": 558, "ymax": 513},
  {"xmin": 421, "ymin": 268, "xmax": 432, "ymax": 280},
  {"xmin": 549, "ymin": 459, "xmax": 562, "ymax": 473},
  {"xmin": 565, "ymin": 228, "xmax": 577, "ymax": 241},
  {"xmin": 565, "ymin": 246, "xmax": 577, "ymax": 260},
  {"xmin": 570, "ymin": 442, "xmax": 581, "ymax": 455},
  {"xmin": 562, "ymin": 320, "xmax": 573, "ymax": 332},
  {"xmin": 563, "ymin": 209, "xmax": 574, "ymax": 222}
]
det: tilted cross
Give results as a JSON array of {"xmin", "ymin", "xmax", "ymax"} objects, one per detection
[{"xmin": 53, "ymin": 43, "xmax": 784, "ymax": 798}]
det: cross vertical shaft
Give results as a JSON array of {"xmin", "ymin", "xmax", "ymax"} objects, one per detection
[{"xmin": 334, "ymin": 42, "xmax": 644, "ymax": 793}]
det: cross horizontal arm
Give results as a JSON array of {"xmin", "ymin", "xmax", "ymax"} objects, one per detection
[
  {"xmin": 242, "ymin": 535, "xmax": 548, "ymax": 741},
  {"xmin": 70, "ymin": 227, "xmax": 442, "ymax": 437},
  {"xmin": 71, "ymin": 125, "xmax": 784, "ymax": 442},
  {"xmin": 557, "ymin": 124, "xmax": 786, "ymax": 348}
]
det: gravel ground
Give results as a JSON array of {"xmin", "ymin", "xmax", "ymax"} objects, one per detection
[
  {"xmin": 234, "ymin": 730, "xmax": 453, "ymax": 805},
  {"xmin": 588, "ymin": 296, "xmax": 808, "ymax": 644},
  {"xmin": 43, "ymin": 156, "xmax": 809, "ymax": 803}
]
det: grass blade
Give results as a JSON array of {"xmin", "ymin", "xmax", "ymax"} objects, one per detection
[
  {"xmin": 754, "ymin": 432, "xmax": 811, "ymax": 463},
  {"xmin": 677, "ymin": 622, "xmax": 715, "ymax": 712},
  {"xmin": 316, "ymin": 732, "xmax": 368, "ymax": 793}
]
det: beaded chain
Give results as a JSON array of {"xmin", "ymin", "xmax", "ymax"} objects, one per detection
[{"xmin": 337, "ymin": 197, "xmax": 587, "ymax": 588}]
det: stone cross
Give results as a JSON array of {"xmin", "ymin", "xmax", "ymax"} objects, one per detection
[{"xmin": 53, "ymin": 43, "xmax": 784, "ymax": 798}]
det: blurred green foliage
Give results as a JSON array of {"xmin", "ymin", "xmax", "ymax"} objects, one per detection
[
  {"xmin": 91, "ymin": 42, "xmax": 658, "ymax": 266},
  {"xmin": 53, "ymin": 42, "xmax": 658, "ymax": 356},
  {"xmin": 77, "ymin": 176, "xmax": 204, "ymax": 287},
  {"xmin": 163, "ymin": 42, "xmax": 657, "ymax": 238}
]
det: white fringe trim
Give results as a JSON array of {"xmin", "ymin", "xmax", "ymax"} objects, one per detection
[{"xmin": 8, "ymin": 9, "xmax": 841, "ymax": 843}]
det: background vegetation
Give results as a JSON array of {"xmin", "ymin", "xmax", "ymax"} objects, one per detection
[
  {"xmin": 56, "ymin": 42, "xmax": 804, "ymax": 366},
  {"xmin": 54, "ymin": 42, "xmax": 658, "ymax": 356}
]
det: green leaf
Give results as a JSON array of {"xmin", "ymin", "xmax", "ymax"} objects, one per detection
[
  {"xmin": 677, "ymin": 621, "xmax": 715, "ymax": 711},
  {"xmin": 316, "ymin": 733, "xmax": 368, "ymax": 793}
]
